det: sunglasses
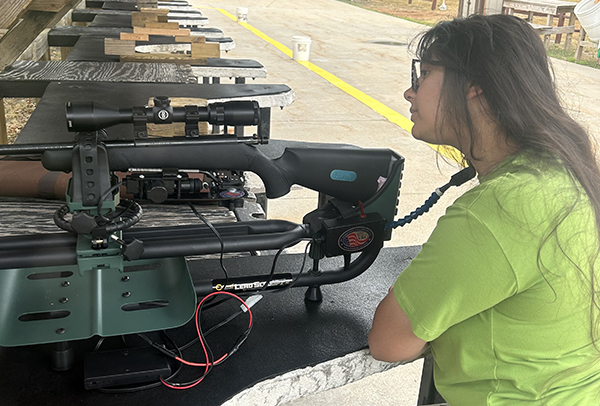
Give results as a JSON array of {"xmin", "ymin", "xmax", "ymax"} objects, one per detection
[
  {"xmin": 411, "ymin": 59, "xmax": 443, "ymax": 92},
  {"xmin": 411, "ymin": 59, "xmax": 422, "ymax": 92}
]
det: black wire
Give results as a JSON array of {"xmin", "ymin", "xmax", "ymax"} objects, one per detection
[
  {"xmin": 163, "ymin": 293, "xmax": 254, "ymax": 387},
  {"xmin": 179, "ymin": 307, "xmax": 245, "ymax": 352},
  {"xmin": 259, "ymin": 240, "xmax": 301, "ymax": 292},
  {"xmin": 188, "ymin": 202, "xmax": 229, "ymax": 286},
  {"xmin": 273, "ymin": 239, "xmax": 312, "ymax": 292},
  {"xmin": 103, "ymin": 198, "xmax": 135, "ymax": 221},
  {"xmin": 93, "ymin": 337, "xmax": 105, "ymax": 352},
  {"xmin": 97, "ymin": 182, "xmax": 123, "ymax": 223}
]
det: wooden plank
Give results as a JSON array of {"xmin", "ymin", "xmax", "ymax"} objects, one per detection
[
  {"xmin": 0, "ymin": 99, "xmax": 7, "ymax": 144},
  {"xmin": 0, "ymin": 0, "xmax": 81, "ymax": 71},
  {"xmin": 140, "ymin": 7, "xmax": 169, "ymax": 13},
  {"xmin": 191, "ymin": 42, "xmax": 220, "ymax": 58},
  {"xmin": 120, "ymin": 32, "xmax": 150, "ymax": 41},
  {"xmin": 120, "ymin": 54, "xmax": 208, "ymax": 64},
  {"xmin": 176, "ymin": 35, "xmax": 205, "ymax": 43},
  {"xmin": 104, "ymin": 38, "xmax": 136, "ymax": 55},
  {"xmin": 27, "ymin": 0, "xmax": 71, "ymax": 12},
  {"xmin": 144, "ymin": 22, "xmax": 180, "ymax": 30},
  {"xmin": 133, "ymin": 26, "xmax": 191, "ymax": 36},
  {"xmin": 131, "ymin": 11, "xmax": 159, "ymax": 26},
  {"xmin": 0, "ymin": 0, "xmax": 33, "ymax": 30}
]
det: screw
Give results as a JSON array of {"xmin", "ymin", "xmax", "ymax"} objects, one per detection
[
  {"xmin": 122, "ymin": 292, "xmax": 131, "ymax": 298},
  {"xmin": 61, "ymin": 281, "xmax": 70, "ymax": 287},
  {"xmin": 56, "ymin": 328, "xmax": 66, "ymax": 335},
  {"xmin": 59, "ymin": 297, "xmax": 69, "ymax": 304},
  {"xmin": 121, "ymin": 276, "xmax": 130, "ymax": 282}
]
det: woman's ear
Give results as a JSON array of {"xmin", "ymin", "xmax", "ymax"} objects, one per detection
[{"xmin": 467, "ymin": 85, "xmax": 483, "ymax": 99}]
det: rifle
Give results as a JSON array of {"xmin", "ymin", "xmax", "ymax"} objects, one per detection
[{"xmin": 0, "ymin": 98, "xmax": 404, "ymax": 348}]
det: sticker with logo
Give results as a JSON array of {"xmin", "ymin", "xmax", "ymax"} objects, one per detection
[
  {"xmin": 220, "ymin": 189, "xmax": 245, "ymax": 198},
  {"xmin": 330, "ymin": 169, "xmax": 357, "ymax": 182},
  {"xmin": 157, "ymin": 110, "xmax": 170, "ymax": 121},
  {"xmin": 338, "ymin": 227, "xmax": 374, "ymax": 252}
]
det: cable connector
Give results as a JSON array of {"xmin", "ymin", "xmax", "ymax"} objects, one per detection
[
  {"xmin": 439, "ymin": 166, "xmax": 477, "ymax": 194},
  {"xmin": 241, "ymin": 294, "xmax": 263, "ymax": 312}
]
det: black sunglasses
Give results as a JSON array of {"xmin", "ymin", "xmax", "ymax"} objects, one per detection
[
  {"xmin": 411, "ymin": 59, "xmax": 421, "ymax": 92},
  {"xmin": 411, "ymin": 59, "xmax": 444, "ymax": 92}
]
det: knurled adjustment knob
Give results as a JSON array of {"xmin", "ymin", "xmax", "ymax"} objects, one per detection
[{"xmin": 153, "ymin": 96, "xmax": 171, "ymax": 108}]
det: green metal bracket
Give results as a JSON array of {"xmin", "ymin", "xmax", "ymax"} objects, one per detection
[{"xmin": 0, "ymin": 256, "xmax": 196, "ymax": 347}]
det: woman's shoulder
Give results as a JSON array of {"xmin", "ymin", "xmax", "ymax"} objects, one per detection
[{"xmin": 456, "ymin": 151, "xmax": 577, "ymax": 210}]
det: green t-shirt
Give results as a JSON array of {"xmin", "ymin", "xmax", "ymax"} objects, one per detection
[{"xmin": 394, "ymin": 152, "xmax": 600, "ymax": 405}]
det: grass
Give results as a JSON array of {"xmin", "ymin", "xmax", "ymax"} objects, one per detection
[{"xmin": 338, "ymin": 0, "xmax": 600, "ymax": 69}]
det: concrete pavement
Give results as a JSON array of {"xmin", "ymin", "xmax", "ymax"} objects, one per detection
[{"xmin": 187, "ymin": 0, "xmax": 600, "ymax": 404}]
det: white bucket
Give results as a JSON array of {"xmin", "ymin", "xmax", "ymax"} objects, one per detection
[
  {"xmin": 575, "ymin": 0, "xmax": 600, "ymax": 41},
  {"xmin": 236, "ymin": 7, "xmax": 248, "ymax": 23},
  {"xmin": 292, "ymin": 36, "xmax": 312, "ymax": 61}
]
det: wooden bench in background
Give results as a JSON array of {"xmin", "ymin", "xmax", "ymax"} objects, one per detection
[
  {"xmin": 530, "ymin": 22, "xmax": 576, "ymax": 49},
  {"xmin": 503, "ymin": 0, "xmax": 577, "ymax": 49},
  {"xmin": 575, "ymin": 26, "xmax": 600, "ymax": 64}
]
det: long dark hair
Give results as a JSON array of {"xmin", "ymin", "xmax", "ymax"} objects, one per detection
[{"xmin": 415, "ymin": 13, "xmax": 600, "ymax": 343}]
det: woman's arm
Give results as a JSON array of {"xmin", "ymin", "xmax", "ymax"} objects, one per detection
[{"xmin": 368, "ymin": 287, "xmax": 428, "ymax": 362}]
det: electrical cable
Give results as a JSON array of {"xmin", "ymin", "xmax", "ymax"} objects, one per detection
[
  {"xmin": 259, "ymin": 240, "xmax": 301, "ymax": 292},
  {"xmin": 97, "ymin": 182, "xmax": 123, "ymax": 223},
  {"xmin": 95, "ymin": 332, "xmax": 184, "ymax": 394},
  {"xmin": 188, "ymin": 202, "xmax": 229, "ymax": 286},
  {"xmin": 387, "ymin": 166, "xmax": 476, "ymax": 230},
  {"xmin": 160, "ymin": 291, "xmax": 253, "ymax": 390}
]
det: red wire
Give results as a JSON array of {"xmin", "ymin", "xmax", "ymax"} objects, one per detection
[
  {"xmin": 160, "ymin": 291, "xmax": 253, "ymax": 390},
  {"xmin": 358, "ymin": 201, "xmax": 366, "ymax": 218},
  {"xmin": 175, "ymin": 354, "xmax": 228, "ymax": 367}
]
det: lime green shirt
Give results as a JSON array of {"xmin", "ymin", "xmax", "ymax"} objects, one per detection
[{"xmin": 394, "ymin": 152, "xmax": 600, "ymax": 405}]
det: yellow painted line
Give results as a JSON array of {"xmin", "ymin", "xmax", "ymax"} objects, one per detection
[
  {"xmin": 217, "ymin": 8, "xmax": 412, "ymax": 132},
  {"xmin": 214, "ymin": 8, "xmax": 461, "ymax": 162}
]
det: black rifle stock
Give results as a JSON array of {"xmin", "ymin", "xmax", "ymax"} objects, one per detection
[{"xmin": 42, "ymin": 142, "xmax": 402, "ymax": 205}]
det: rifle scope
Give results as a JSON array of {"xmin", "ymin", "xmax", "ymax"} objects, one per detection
[{"xmin": 66, "ymin": 97, "xmax": 260, "ymax": 132}]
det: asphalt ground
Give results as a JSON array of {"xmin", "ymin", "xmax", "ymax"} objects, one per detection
[{"xmin": 187, "ymin": 0, "xmax": 600, "ymax": 404}]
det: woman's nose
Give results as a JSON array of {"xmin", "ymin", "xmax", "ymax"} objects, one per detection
[{"xmin": 404, "ymin": 86, "xmax": 414, "ymax": 102}]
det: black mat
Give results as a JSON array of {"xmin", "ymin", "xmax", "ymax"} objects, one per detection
[
  {"xmin": 0, "ymin": 246, "xmax": 420, "ymax": 406},
  {"xmin": 15, "ymin": 81, "xmax": 291, "ymax": 143}
]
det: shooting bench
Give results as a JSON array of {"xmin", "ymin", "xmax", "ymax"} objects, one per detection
[
  {"xmin": 47, "ymin": 26, "xmax": 236, "ymax": 51},
  {"xmin": 72, "ymin": 8, "xmax": 208, "ymax": 26},
  {"xmin": 14, "ymin": 81, "xmax": 294, "ymax": 144},
  {"xmin": 503, "ymin": 0, "xmax": 577, "ymax": 49},
  {"xmin": 0, "ymin": 196, "xmax": 416, "ymax": 405}
]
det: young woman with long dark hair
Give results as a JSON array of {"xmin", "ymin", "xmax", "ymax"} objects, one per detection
[{"xmin": 368, "ymin": 14, "xmax": 600, "ymax": 405}]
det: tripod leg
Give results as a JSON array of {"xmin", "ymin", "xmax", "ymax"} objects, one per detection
[{"xmin": 51, "ymin": 341, "xmax": 75, "ymax": 371}]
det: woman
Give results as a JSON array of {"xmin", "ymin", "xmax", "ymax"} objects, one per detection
[{"xmin": 369, "ymin": 14, "xmax": 600, "ymax": 405}]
